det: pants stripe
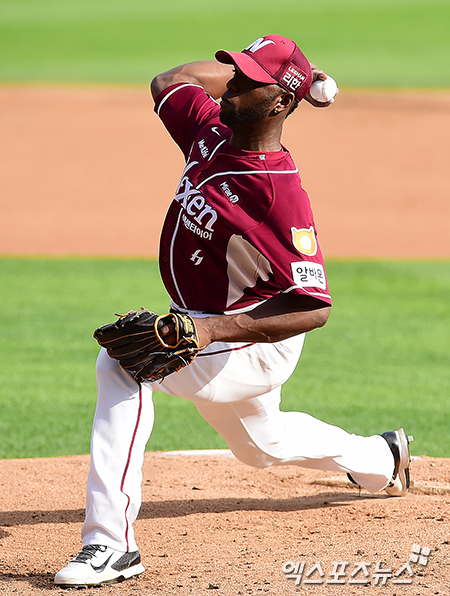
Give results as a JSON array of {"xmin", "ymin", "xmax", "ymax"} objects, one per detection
[{"xmin": 120, "ymin": 385, "xmax": 143, "ymax": 551}]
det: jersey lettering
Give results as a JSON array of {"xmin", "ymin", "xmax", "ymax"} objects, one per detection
[
  {"xmin": 175, "ymin": 175, "xmax": 218, "ymax": 234},
  {"xmin": 175, "ymin": 176, "xmax": 198, "ymax": 209},
  {"xmin": 198, "ymin": 139, "xmax": 209, "ymax": 158},
  {"xmin": 186, "ymin": 195, "xmax": 205, "ymax": 216},
  {"xmin": 193, "ymin": 203, "xmax": 217, "ymax": 230},
  {"xmin": 182, "ymin": 213, "xmax": 213, "ymax": 240},
  {"xmin": 220, "ymin": 181, "xmax": 239, "ymax": 204}
]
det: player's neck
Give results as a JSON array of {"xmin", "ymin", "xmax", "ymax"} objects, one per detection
[{"xmin": 228, "ymin": 123, "xmax": 283, "ymax": 153}]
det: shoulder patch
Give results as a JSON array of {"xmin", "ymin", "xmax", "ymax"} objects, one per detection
[{"xmin": 291, "ymin": 226, "xmax": 318, "ymax": 256}]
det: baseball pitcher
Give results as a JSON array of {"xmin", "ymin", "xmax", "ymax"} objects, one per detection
[{"xmin": 55, "ymin": 35, "xmax": 412, "ymax": 588}]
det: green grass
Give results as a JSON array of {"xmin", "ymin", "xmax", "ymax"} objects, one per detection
[
  {"xmin": 0, "ymin": 0, "xmax": 449, "ymax": 87},
  {"xmin": 0, "ymin": 257, "xmax": 448, "ymax": 459},
  {"xmin": 0, "ymin": 257, "xmax": 169, "ymax": 458}
]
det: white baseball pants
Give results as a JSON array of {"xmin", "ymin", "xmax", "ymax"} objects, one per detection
[{"xmin": 82, "ymin": 336, "xmax": 394, "ymax": 552}]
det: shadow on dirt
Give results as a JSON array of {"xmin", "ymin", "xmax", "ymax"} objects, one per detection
[
  {"xmin": 0, "ymin": 490, "xmax": 388, "ymax": 530},
  {"xmin": 0, "ymin": 571, "xmax": 54, "ymax": 591}
]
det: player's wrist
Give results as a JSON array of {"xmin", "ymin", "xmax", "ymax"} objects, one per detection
[{"xmin": 192, "ymin": 317, "xmax": 214, "ymax": 348}]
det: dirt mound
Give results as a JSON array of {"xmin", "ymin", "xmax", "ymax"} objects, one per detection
[{"xmin": 1, "ymin": 452, "xmax": 449, "ymax": 595}]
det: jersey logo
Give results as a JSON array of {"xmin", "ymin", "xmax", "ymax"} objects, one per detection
[
  {"xmin": 219, "ymin": 181, "xmax": 239, "ymax": 204},
  {"xmin": 291, "ymin": 226, "xmax": 318, "ymax": 256},
  {"xmin": 245, "ymin": 37, "xmax": 276, "ymax": 53},
  {"xmin": 211, "ymin": 126, "xmax": 221, "ymax": 136},
  {"xmin": 190, "ymin": 250, "xmax": 204, "ymax": 266}
]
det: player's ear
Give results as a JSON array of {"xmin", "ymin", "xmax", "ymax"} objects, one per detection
[{"xmin": 274, "ymin": 91, "xmax": 295, "ymax": 116}]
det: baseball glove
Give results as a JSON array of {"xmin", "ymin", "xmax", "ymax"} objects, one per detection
[{"xmin": 93, "ymin": 308, "xmax": 201, "ymax": 383}]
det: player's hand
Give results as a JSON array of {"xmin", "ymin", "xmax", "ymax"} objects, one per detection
[
  {"xmin": 158, "ymin": 321, "xmax": 177, "ymax": 346},
  {"xmin": 305, "ymin": 63, "xmax": 334, "ymax": 108},
  {"xmin": 160, "ymin": 317, "xmax": 212, "ymax": 349}
]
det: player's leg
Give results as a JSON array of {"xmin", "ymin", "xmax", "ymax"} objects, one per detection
[
  {"xmin": 158, "ymin": 333, "xmax": 306, "ymax": 404},
  {"xmin": 82, "ymin": 349, "xmax": 154, "ymax": 551},
  {"xmin": 160, "ymin": 337, "xmax": 397, "ymax": 494},
  {"xmin": 55, "ymin": 349, "xmax": 152, "ymax": 587},
  {"xmin": 194, "ymin": 390, "xmax": 395, "ymax": 493}
]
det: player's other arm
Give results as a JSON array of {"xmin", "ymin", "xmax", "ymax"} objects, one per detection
[
  {"xmin": 150, "ymin": 61, "xmax": 332, "ymax": 107},
  {"xmin": 197, "ymin": 293, "xmax": 330, "ymax": 346},
  {"xmin": 150, "ymin": 61, "xmax": 234, "ymax": 101},
  {"xmin": 160, "ymin": 294, "xmax": 330, "ymax": 348}
]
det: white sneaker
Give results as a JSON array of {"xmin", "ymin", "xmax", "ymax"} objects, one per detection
[{"xmin": 54, "ymin": 544, "xmax": 145, "ymax": 588}]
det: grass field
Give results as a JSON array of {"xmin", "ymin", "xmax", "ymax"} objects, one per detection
[
  {"xmin": 0, "ymin": 257, "xmax": 448, "ymax": 459},
  {"xmin": 1, "ymin": 0, "xmax": 449, "ymax": 87}
]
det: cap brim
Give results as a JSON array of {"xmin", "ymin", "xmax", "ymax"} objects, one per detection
[{"xmin": 215, "ymin": 50, "xmax": 277, "ymax": 85}]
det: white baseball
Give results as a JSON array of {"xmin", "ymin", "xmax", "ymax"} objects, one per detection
[{"xmin": 309, "ymin": 76, "xmax": 339, "ymax": 103}]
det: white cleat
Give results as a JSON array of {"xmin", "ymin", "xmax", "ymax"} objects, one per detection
[{"xmin": 54, "ymin": 544, "xmax": 145, "ymax": 588}]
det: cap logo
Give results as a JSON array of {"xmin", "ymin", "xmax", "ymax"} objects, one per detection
[
  {"xmin": 281, "ymin": 62, "xmax": 307, "ymax": 92},
  {"xmin": 245, "ymin": 37, "xmax": 276, "ymax": 53}
]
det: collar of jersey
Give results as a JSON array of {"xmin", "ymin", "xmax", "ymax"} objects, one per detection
[{"xmin": 225, "ymin": 142, "xmax": 288, "ymax": 160}]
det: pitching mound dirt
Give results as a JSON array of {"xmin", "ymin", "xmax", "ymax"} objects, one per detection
[{"xmin": 1, "ymin": 453, "xmax": 449, "ymax": 595}]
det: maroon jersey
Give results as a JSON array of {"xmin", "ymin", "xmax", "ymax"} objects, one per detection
[{"xmin": 154, "ymin": 83, "xmax": 332, "ymax": 314}]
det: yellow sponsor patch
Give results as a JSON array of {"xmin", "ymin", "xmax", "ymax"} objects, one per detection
[{"xmin": 291, "ymin": 226, "xmax": 318, "ymax": 256}]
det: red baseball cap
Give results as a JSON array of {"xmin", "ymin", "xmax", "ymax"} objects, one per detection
[{"xmin": 215, "ymin": 34, "xmax": 312, "ymax": 101}]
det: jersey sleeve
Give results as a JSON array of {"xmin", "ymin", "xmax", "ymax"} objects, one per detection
[
  {"xmin": 245, "ymin": 177, "xmax": 332, "ymax": 306},
  {"xmin": 154, "ymin": 83, "xmax": 220, "ymax": 160}
]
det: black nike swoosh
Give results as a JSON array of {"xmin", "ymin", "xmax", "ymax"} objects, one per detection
[{"xmin": 91, "ymin": 553, "xmax": 113, "ymax": 573}]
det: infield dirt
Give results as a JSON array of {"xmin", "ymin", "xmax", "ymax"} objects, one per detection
[
  {"xmin": 0, "ymin": 87, "xmax": 449, "ymax": 595},
  {"xmin": 1, "ymin": 86, "xmax": 450, "ymax": 258}
]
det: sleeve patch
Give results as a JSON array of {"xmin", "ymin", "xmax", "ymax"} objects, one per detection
[
  {"xmin": 290, "ymin": 261, "xmax": 326, "ymax": 289},
  {"xmin": 291, "ymin": 226, "xmax": 318, "ymax": 256}
]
